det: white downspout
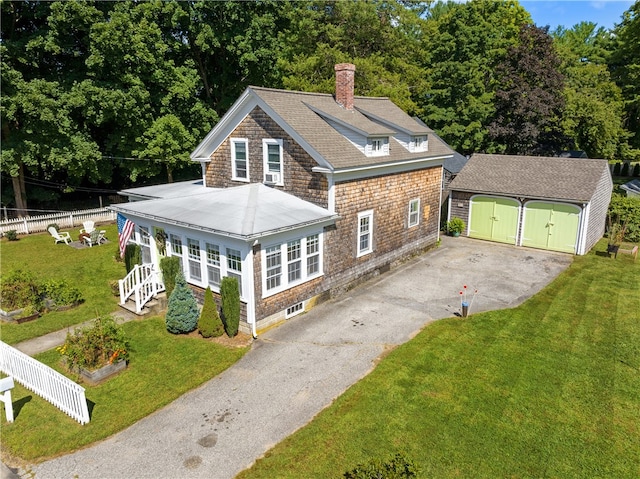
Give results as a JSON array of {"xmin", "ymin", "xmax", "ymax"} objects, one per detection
[{"xmin": 248, "ymin": 243, "xmax": 258, "ymax": 339}]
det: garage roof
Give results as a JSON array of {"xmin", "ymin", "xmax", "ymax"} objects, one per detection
[{"xmin": 449, "ymin": 154, "xmax": 611, "ymax": 202}]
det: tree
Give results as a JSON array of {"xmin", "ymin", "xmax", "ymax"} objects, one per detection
[
  {"xmin": 553, "ymin": 22, "xmax": 634, "ymax": 160},
  {"xmin": 165, "ymin": 272, "xmax": 198, "ymax": 334},
  {"xmin": 420, "ymin": 0, "xmax": 532, "ymax": 154},
  {"xmin": 220, "ymin": 276, "xmax": 240, "ymax": 338},
  {"xmin": 159, "ymin": 256, "xmax": 181, "ymax": 298},
  {"xmin": 198, "ymin": 286, "xmax": 224, "ymax": 338},
  {"xmin": 488, "ymin": 24, "xmax": 566, "ymax": 155},
  {"xmin": 609, "ymin": 1, "xmax": 640, "ymax": 152}
]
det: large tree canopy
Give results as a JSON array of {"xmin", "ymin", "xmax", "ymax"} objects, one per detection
[{"xmin": 1, "ymin": 0, "xmax": 639, "ymax": 215}]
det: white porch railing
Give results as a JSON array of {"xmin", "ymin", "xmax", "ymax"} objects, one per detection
[
  {"xmin": 119, "ymin": 264, "xmax": 164, "ymax": 314},
  {"xmin": 0, "ymin": 341, "xmax": 90, "ymax": 425},
  {"xmin": 0, "ymin": 207, "xmax": 116, "ymax": 236}
]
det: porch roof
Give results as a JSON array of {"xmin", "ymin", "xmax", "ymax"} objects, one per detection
[{"xmin": 110, "ymin": 183, "xmax": 339, "ymax": 241}]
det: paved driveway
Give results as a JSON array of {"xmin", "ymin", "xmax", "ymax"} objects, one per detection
[{"xmin": 23, "ymin": 237, "xmax": 572, "ymax": 479}]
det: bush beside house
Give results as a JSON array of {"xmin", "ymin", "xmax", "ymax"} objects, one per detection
[
  {"xmin": 220, "ymin": 277, "xmax": 240, "ymax": 338},
  {"xmin": 160, "ymin": 256, "xmax": 181, "ymax": 298},
  {"xmin": 198, "ymin": 286, "xmax": 224, "ymax": 338},
  {"xmin": 165, "ymin": 272, "xmax": 198, "ymax": 334}
]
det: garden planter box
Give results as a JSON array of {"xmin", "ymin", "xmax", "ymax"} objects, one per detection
[
  {"xmin": 0, "ymin": 308, "xmax": 40, "ymax": 324},
  {"xmin": 79, "ymin": 360, "xmax": 127, "ymax": 385}
]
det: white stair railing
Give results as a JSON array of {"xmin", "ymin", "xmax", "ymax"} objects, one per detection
[
  {"xmin": 118, "ymin": 264, "xmax": 165, "ymax": 314},
  {"xmin": 0, "ymin": 341, "xmax": 90, "ymax": 424}
]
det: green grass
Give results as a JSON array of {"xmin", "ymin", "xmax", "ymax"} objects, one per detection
[
  {"xmin": 1, "ymin": 317, "xmax": 248, "ymax": 462},
  {"xmin": 237, "ymin": 241, "xmax": 640, "ymax": 479},
  {"xmin": 0, "ymin": 224, "xmax": 124, "ymax": 344}
]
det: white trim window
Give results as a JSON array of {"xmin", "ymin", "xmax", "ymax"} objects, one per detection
[
  {"xmin": 367, "ymin": 137, "xmax": 388, "ymax": 157},
  {"xmin": 206, "ymin": 243, "xmax": 221, "ymax": 288},
  {"xmin": 263, "ymin": 139, "xmax": 284, "ymax": 185},
  {"xmin": 408, "ymin": 198, "xmax": 420, "ymax": 228},
  {"xmin": 411, "ymin": 135, "xmax": 427, "ymax": 152},
  {"xmin": 170, "ymin": 234, "xmax": 183, "ymax": 270},
  {"xmin": 231, "ymin": 138, "xmax": 249, "ymax": 181},
  {"xmin": 263, "ymin": 233, "xmax": 323, "ymax": 296},
  {"xmin": 138, "ymin": 226, "xmax": 152, "ymax": 264},
  {"xmin": 226, "ymin": 247, "xmax": 243, "ymax": 296},
  {"xmin": 187, "ymin": 238, "xmax": 202, "ymax": 281},
  {"xmin": 265, "ymin": 245, "xmax": 282, "ymax": 290},
  {"xmin": 357, "ymin": 210, "xmax": 374, "ymax": 257}
]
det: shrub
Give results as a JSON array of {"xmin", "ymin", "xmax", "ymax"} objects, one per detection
[
  {"xmin": 160, "ymin": 256, "xmax": 181, "ymax": 298},
  {"xmin": 608, "ymin": 194, "xmax": 640, "ymax": 243},
  {"xmin": 613, "ymin": 162, "xmax": 621, "ymax": 176},
  {"xmin": 447, "ymin": 217, "xmax": 466, "ymax": 235},
  {"xmin": 0, "ymin": 269, "xmax": 42, "ymax": 312},
  {"xmin": 5, "ymin": 230, "xmax": 18, "ymax": 241},
  {"xmin": 220, "ymin": 276, "xmax": 240, "ymax": 337},
  {"xmin": 42, "ymin": 279, "xmax": 83, "ymax": 307},
  {"xmin": 621, "ymin": 162, "xmax": 630, "ymax": 176},
  {"xmin": 198, "ymin": 286, "xmax": 224, "ymax": 338},
  {"xmin": 124, "ymin": 243, "xmax": 141, "ymax": 273},
  {"xmin": 634, "ymin": 163, "xmax": 640, "ymax": 177},
  {"xmin": 57, "ymin": 316, "xmax": 129, "ymax": 372},
  {"xmin": 165, "ymin": 272, "xmax": 199, "ymax": 334},
  {"xmin": 343, "ymin": 452, "xmax": 420, "ymax": 479}
]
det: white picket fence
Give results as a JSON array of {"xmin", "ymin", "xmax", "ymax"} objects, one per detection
[
  {"xmin": 0, "ymin": 207, "xmax": 116, "ymax": 236},
  {"xmin": 0, "ymin": 341, "xmax": 90, "ymax": 425}
]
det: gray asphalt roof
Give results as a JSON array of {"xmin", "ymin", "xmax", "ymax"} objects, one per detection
[
  {"xmin": 413, "ymin": 117, "xmax": 468, "ymax": 174},
  {"xmin": 249, "ymin": 87, "xmax": 453, "ymax": 170},
  {"xmin": 111, "ymin": 183, "xmax": 338, "ymax": 240},
  {"xmin": 449, "ymin": 154, "xmax": 611, "ymax": 202}
]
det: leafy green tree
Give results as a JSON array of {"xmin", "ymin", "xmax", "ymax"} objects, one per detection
[
  {"xmin": 609, "ymin": 1, "xmax": 640, "ymax": 152},
  {"xmin": 420, "ymin": 0, "xmax": 531, "ymax": 154},
  {"xmin": 220, "ymin": 276, "xmax": 240, "ymax": 338},
  {"xmin": 488, "ymin": 24, "xmax": 566, "ymax": 155},
  {"xmin": 198, "ymin": 286, "xmax": 224, "ymax": 338},
  {"xmin": 165, "ymin": 272, "xmax": 198, "ymax": 334}
]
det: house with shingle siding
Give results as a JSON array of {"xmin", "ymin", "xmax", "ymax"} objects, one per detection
[
  {"xmin": 112, "ymin": 64, "xmax": 454, "ymax": 335},
  {"xmin": 448, "ymin": 154, "xmax": 613, "ymax": 255}
]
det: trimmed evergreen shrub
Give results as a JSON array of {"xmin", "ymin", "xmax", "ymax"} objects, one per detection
[
  {"xmin": 220, "ymin": 276, "xmax": 240, "ymax": 337},
  {"xmin": 621, "ymin": 162, "xmax": 630, "ymax": 177},
  {"xmin": 5, "ymin": 230, "xmax": 18, "ymax": 241},
  {"xmin": 613, "ymin": 162, "xmax": 621, "ymax": 176},
  {"xmin": 343, "ymin": 452, "xmax": 420, "ymax": 479},
  {"xmin": 198, "ymin": 286, "xmax": 224, "ymax": 338},
  {"xmin": 165, "ymin": 272, "xmax": 198, "ymax": 334},
  {"xmin": 633, "ymin": 163, "xmax": 640, "ymax": 177},
  {"xmin": 124, "ymin": 243, "xmax": 141, "ymax": 273},
  {"xmin": 160, "ymin": 256, "xmax": 181, "ymax": 298}
]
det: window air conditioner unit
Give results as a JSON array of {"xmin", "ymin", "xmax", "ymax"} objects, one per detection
[{"xmin": 265, "ymin": 172, "xmax": 280, "ymax": 184}]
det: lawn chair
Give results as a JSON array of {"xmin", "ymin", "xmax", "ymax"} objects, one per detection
[
  {"xmin": 48, "ymin": 226, "xmax": 72, "ymax": 245},
  {"xmin": 83, "ymin": 229, "xmax": 106, "ymax": 247},
  {"xmin": 80, "ymin": 220, "xmax": 95, "ymax": 235}
]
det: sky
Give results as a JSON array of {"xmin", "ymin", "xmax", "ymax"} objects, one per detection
[{"xmin": 519, "ymin": 0, "xmax": 635, "ymax": 31}]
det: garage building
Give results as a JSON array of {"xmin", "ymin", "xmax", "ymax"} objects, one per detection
[{"xmin": 448, "ymin": 154, "xmax": 613, "ymax": 255}]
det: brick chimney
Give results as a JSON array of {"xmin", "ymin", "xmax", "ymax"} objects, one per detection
[{"xmin": 334, "ymin": 63, "xmax": 356, "ymax": 110}]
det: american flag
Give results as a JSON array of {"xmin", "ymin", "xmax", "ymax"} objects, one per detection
[{"xmin": 117, "ymin": 213, "xmax": 135, "ymax": 258}]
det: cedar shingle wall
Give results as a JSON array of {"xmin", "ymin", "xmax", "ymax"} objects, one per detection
[{"xmin": 204, "ymin": 106, "xmax": 328, "ymax": 208}]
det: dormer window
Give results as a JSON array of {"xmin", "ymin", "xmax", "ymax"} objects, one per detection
[
  {"xmin": 367, "ymin": 137, "xmax": 388, "ymax": 157},
  {"xmin": 412, "ymin": 135, "xmax": 427, "ymax": 152}
]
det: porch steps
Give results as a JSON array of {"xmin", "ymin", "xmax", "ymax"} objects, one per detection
[{"xmin": 119, "ymin": 293, "xmax": 168, "ymax": 317}]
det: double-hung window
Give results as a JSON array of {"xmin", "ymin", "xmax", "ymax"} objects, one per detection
[
  {"xmin": 187, "ymin": 238, "xmax": 202, "ymax": 281},
  {"xmin": 408, "ymin": 198, "xmax": 420, "ymax": 228},
  {"xmin": 138, "ymin": 226, "xmax": 152, "ymax": 264},
  {"xmin": 412, "ymin": 135, "xmax": 427, "ymax": 152},
  {"xmin": 287, "ymin": 240, "xmax": 302, "ymax": 283},
  {"xmin": 264, "ymin": 233, "xmax": 322, "ymax": 295},
  {"xmin": 226, "ymin": 248, "xmax": 243, "ymax": 296},
  {"xmin": 357, "ymin": 210, "xmax": 374, "ymax": 257},
  {"xmin": 368, "ymin": 137, "xmax": 388, "ymax": 157},
  {"xmin": 263, "ymin": 139, "xmax": 283, "ymax": 185},
  {"xmin": 265, "ymin": 245, "xmax": 282, "ymax": 290},
  {"xmin": 231, "ymin": 138, "xmax": 249, "ymax": 181},
  {"xmin": 170, "ymin": 234, "xmax": 183, "ymax": 270},
  {"xmin": 206, "ymin": 243, "xmax": 221, "ymax": 287}
]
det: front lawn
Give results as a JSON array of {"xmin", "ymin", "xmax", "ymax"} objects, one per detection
[
  {"xmin": 0, "ymin": 317, "xmax": 248, "ymax": 462},
  {"xmin": 238, "ymin": 241, "xmax": 640, "ymax": 478},
  {"xmin": 0, "ymin": 224, "xmax": 124, "ymax": 344}
]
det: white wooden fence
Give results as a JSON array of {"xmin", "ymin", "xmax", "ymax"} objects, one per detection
[
  {"xmin": 0, "ymin": 207, "xmax": 116, "ymax": 236},
  {"xmin": 0, "ymin": 341, "xmax": 90, "ymax": 425}
]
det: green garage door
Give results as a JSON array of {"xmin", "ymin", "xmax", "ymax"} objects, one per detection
[
  {"xmin": 522, "ymin": 202, "xmax": 581, "ymax": 254},
  {"xmin": 469, "ymin": 196, "xmax": 519, "ymax": 244}
]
